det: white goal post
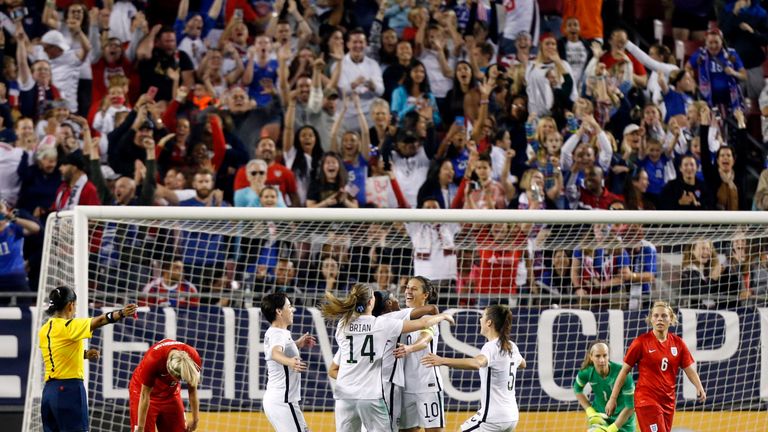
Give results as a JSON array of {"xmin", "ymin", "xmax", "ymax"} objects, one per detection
[{"xmin": 22, "ymin": 207, "xmax": 768, "ymax": 432}]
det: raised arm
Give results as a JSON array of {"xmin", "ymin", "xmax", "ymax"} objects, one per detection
[
  {"xmin": 353, "ymin": 93, "xmax": 370, "ymax": 159},
  {"xmin": 136, "ymin": 24, "xmax": 161, "ymax": 61},
  {"xmin": 90, "ymin": 304, "xmax": 138, "ymax": 332},
  {"xmin": 329, "ymin": 95, "xmax": 348, "ymax": 153},
  {"xmin": 15, "ymin": 25, "xmax": 30, "ymax": 87},
  {"xmin": 42, "ymin": 2, "xmax": 61, "ymax": 29},
  {"xmin": 283, "ymin": 94, "xmax": 297, "ymax": 154}
]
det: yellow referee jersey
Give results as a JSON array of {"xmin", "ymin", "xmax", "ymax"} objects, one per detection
[{"xmin": 38, "ymin": 317, "xmax": 93, "ymax": 381}]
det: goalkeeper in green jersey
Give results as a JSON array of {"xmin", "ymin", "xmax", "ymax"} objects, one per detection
[{"xmin": 573, "ymin": 341, "xmax": 636, "ymax": 432}]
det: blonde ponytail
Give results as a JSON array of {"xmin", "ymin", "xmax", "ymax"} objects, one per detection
[
  {"xmin": 167, "ymin": 350, "xmax": 201, "ymax": 388},
  {"xmin": 321, "ymin": 284, "xmax": 373, "ymax": 328}
]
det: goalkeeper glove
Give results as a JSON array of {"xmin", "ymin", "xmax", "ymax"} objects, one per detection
[
  {"xmin": 585, "ymin": 406, "xmax": 609, "ymax": 427},
  {"xmin": 589, "ymin": 423, "xmax": 619, "ymax": 432}
]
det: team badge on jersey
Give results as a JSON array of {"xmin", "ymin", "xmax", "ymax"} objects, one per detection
[
  {"xmin": 650, "ymin": 424, "xmax": 658, "ymax": 432},
  {"xmin": 671, "ymin": 347, "xmax": 678, "ymax": 356}
]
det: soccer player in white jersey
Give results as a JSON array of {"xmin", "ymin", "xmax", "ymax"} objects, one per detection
[
  {"xmin": 422, "ymin": 304, "xmax": 527, "ymax": 432},
  {"xmin": 323, "ymin": 284, "xmax": 455, "ymax": 432},
  {"xmin": 261, "ymin": 292, "xmax": 317, "ymax": 432},
  {"xmin": 395, "ymin": 276, "xmax": 445, "ymax": 432},
  {"xmin": 373, "ymin": 290, "xmax": 439, "ymax": 430}
]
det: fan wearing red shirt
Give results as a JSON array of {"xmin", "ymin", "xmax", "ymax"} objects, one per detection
[
  {"xmin": 605, "ymin": 302, "xmax": 706, "ymax": 432},
  {"xmin": 130, "ymin": 339, "xmax": 202, "ymax": 432},
  {"xmin": 233, "ymin": 137, "xmax": 299, "ymax": 206}
]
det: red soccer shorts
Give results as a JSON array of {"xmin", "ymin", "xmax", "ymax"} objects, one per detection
[
  {"xmin": 129, "ymin": 391, "xmax": 186, "ymax": 432},
  {"xmin": 636, "ymin": 405, "xmax": 675, "ymax": 432}
]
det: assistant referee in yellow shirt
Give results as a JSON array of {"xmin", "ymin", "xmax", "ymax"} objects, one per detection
[{"xmin": 39, "ymin": 286, "xmax": 137, "ymax": 432}]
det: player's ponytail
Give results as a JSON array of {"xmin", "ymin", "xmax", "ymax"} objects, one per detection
[
  {"xmin": 45, "ymin": 286, "xmax": 77, "ymax": 315},
  {"xmin": 167, "ymin": 350, "xmax": 200, "ymax": 388},
  {"xmin": 486, "ymin": 304, "xmax": 513, "ymax": 354},
  {"xmin": 580, "ymin": 340, "xmax": 609, "ymax": 370},
  {"xmin": 321, "ymin": 284, "xmax": 373, "ymax": 327}
]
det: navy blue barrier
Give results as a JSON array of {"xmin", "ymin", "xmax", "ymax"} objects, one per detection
[{"xmin": 4, "ymin": 307, "xmax": 767, "ymax": 410}]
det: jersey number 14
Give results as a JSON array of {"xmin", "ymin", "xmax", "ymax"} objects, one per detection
[{"xmin": 346, "ymin": 335, "xmax": 376, "ymax": 363}]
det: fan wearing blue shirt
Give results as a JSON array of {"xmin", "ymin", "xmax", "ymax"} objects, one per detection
[{"xmin": 0, "ymin": 204, "xmax": 40, "ymax": 304}]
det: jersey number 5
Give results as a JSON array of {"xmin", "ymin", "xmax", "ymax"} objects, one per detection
[
  {"xmin": 507, "ymin": 363, "xmax": 516, "ymax": 391},
  {"xmin": 346, "ymin": 335, "xmax": 376, "ymax": 364}
]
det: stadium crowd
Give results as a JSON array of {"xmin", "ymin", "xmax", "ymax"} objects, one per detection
[{"xmin": 1, "ymin": 0, "xmax": 768, "ymax": 310}]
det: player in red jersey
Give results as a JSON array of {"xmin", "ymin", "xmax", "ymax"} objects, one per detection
[
  {"xmin": 130, "ymin": 339, "xmax": 202, "ymax": 432},
  {"xmin": 605, "ymin": 301, "xmax": 706, "ymax": 432}
]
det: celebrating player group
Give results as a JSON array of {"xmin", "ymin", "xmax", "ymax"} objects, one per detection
[{"xmin": 39, "ymin": 280, "xmax": 704, "ymax": 432}]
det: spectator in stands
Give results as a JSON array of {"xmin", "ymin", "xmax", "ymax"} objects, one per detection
[
  {"xmin": 417, "ymin": 158, "xmax": 459, "ymax": 209},
  {"xmin": 338, "ymin": 28, "xmax": 385, "ymax": 130},
  {"xmin": 601, "ymin": 28, "xmax": 647, "ymax": 88},
  {"xmin": 383, "ymin": 40, "xmax": 413, "ymax": 102},
  {"xmin": 516, "ymin": 168, "xmax": 557, "ymax": 209},
  {"xmin": 271, "ymin": 257, "xmax": 299, "ymax": 297},
  {"xmin": 235, "ymin": 160, "xmax": 287, "ymax": 207},
  {"xmin": 535, "ymin": 249, "xmax": 573, "ymax": 306},
  {"xmin": 618, "ymin": 224, "xmax": 657, "ymax": 310},
  {"xmin": 25, "ymin": 23, "xmax": 91, "ymax": 114},
  {"xmin": 660, "ymin": 155, "xmax": 714, "ymax": 210},
  {"xmin": 753, "ymin": 164, "xmax": 768, "ymax": 210},
  {"xmin": 527, "ymin": 34, "xmax": 576, "ymax": 117},
  {"xmin": 720, "ymin": 234, "xmax": 750, "ymax": 309},
  {"xmin": 387, "ymin": 127, "xmax": 437, "ymax": 208},
  {"xmin": 0, "ymin": 138, "xmax": 31, "ymax": 209},
  {"xmin": 700, "ymin": 106, "xmax": 749, "ymax": 210},
  {"xmin": 578, "ymin": 165, "xmax": 623, "ymax": 210},
  {"xmin": 306, "ymin": 152, "xmax": 358, "ymax": 208},
  {"xmin": 558, "ymin": 17, "xmax": 592, "ymax": 89},
  {"xmin": 500, "ymin": 0, "xmax": 540, "ymax": 56},
  {"xmin": 405, "ymin": 197, "xmax": 459, "ymax": 287},
  {"xmin": 474, "ymin": 222, "xmax": 525, "ymax": 306},
  {"xmin": 370, "ymin": 262, "xmax": 398, "ymax": 292},
  {"xmin": 454, "ymin": 153, "xmax": 509, "ymax": 209},
  {"xmin": 562, "ymin": 0, "xmax": 602, "ymax": 42},
  {"xmin": 175, "ymin": 0, "xmax": 223, "ymax": 68},
  {"xmin": 136, "ymin": 25, "xmax": 195, "ymax": 101},
  {"xmin": 680, "ymin": 238, "xmax": 723, "ymax": 309},
  {"xmin": 624, "ymin": 166, "xmax": 656, "ymax": 210},
  {"xmin": 723, "ymin": 0, "xmax": 768, "ymax": 97},
  {"xmin": 53, "ymin": 151, "xmax": 100, "ymax": 211},
  {"xmin": 282, "ymin": 92, "xmax": 323, "ymax": 206},
  {"xmin": 572, "ymin": 225, "xmax": 631, "ymax": 310},
  {"xmin": 179, "ymin": 169, "xmax": 233, "ymax": 305},
  {"xmin": 0, "ymin": 201, "xmax": 40, "ymax": 305},
  {"xmin": 331, "ymin": 93, "xmax": 371, "ymax": 206},
  {"xmin": 688, "ymin": 29, "xmax": 746, "ymax": 112},
  {"xmin": 85, "ymin": 119, "xmax": 156, "ymax": 207},
  {"xmin": 15, "ymin": 27, "xmax": 60, "ymax": 121},
  {"xmin": 243, "ymin": 35, "xmax": 278, "ymax": 107},
  {"xmin": 17, "ymin": 146, "xmax": 60, "ymax": 218},
  {"xmin": 234, "ymin": 136, "xmax": 299, "ymax": 206},
  {"xmin": 140, "ymin": 259, "xmax": 200, "ymax": 308}
]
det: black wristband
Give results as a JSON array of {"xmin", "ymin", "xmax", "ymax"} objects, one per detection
[{"xmin": 106, "ymin": 311, "xmax": 117, "ymax": 324}]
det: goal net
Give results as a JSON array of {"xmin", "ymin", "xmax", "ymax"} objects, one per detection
[{"xmin": 23, "ymin": 208, "xmax": 768, "ymax": 432}]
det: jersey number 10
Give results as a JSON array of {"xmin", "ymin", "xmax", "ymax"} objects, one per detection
[{"xmin": 346, "ymin": 335, "xmax": 376, "ymax": 363}]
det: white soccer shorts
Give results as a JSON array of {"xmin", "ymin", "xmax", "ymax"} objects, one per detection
[
  {"xmin": 400, "ymin": 391, "xmax": 445, "ymax": 429},
  {"xmin": 263, "ymin": 398, "xmax": 309, "ymax": 432},
  {"xmin": 335, "ymin": 398, "xmax": 392, "ymax": 432}
]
